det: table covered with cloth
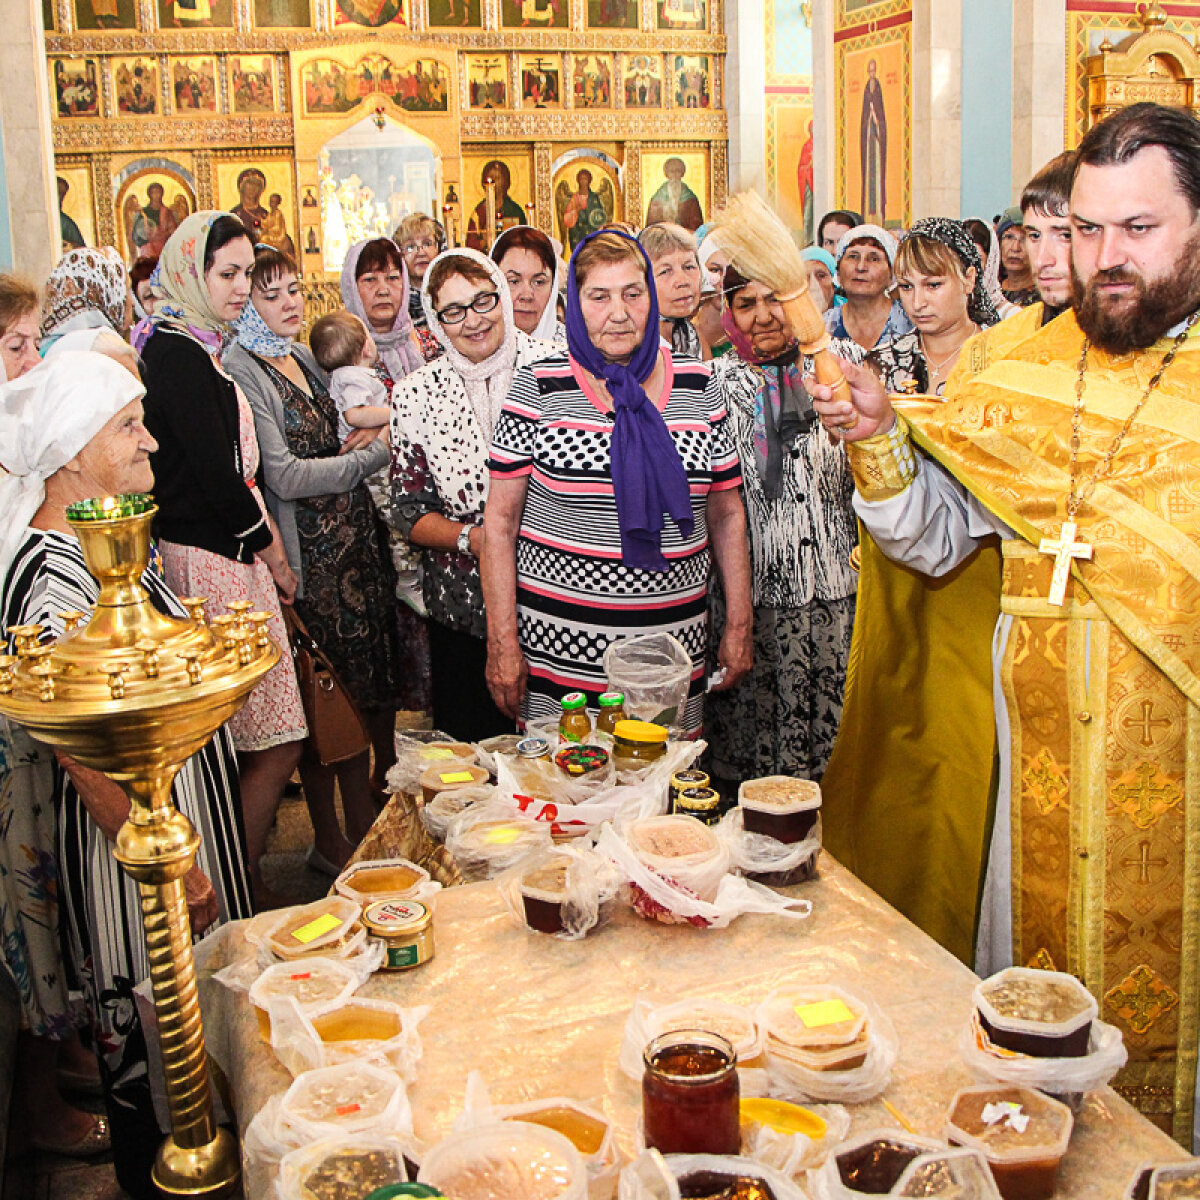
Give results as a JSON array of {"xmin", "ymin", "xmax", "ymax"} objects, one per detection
[{"xmin": 195, "ymin": 854, "xmax": 1187, "ymax": 1196}]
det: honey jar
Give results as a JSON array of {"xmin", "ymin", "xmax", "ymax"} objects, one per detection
[
  {"xmin": 611, "ymin": 719, "xmax": 669, "ymax": 770},
  {"xmin": 669, "ymin": 768, "xmax": 710, "ymax": 807},
  {"xmin": 674, "ymin": 786, "xmax": 721, "ymax": 825},
  {"xmin": 363, "ymin": 899, "xmax": 435, "ymax": 971}
]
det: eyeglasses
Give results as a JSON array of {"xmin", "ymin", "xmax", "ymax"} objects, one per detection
[
  {"xmin": 436, "ymin": 290, "xmax": 501, "ymax": 325},
  {"xmin": 401, "ymin": 238, "xmax": 437, "ymax": 255}
]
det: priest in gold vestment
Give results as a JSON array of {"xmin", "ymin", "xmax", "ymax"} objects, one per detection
[{"xmin": 812, "ymin": 103, "xmax": 1200, "ymax": 1147}]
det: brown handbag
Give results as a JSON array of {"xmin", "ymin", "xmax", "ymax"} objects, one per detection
[{"xmin": 282, "ymin": 607, "xmax": 370, "ymax": 765}]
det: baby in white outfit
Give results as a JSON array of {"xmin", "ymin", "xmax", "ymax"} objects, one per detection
[{"xmin": 310, "ymin": 311, "xmax": 390, "ymax": 444}]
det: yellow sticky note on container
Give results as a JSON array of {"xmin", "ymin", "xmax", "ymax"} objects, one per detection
[
  {"xmin": 794, "ymin": 999, "xmax": 855, "ymax": 1029},
  {"xmin": 484, "ymin": 827, "xmax": 521, "ymax": 845},
  {"xmin": 291, "ymin": 913, "xmax": 343, "ymax": 944},
  {"xmin": 440, "ymin": 770, "xmax": 474, "ymax": 784},
  {"xmin": 420, "ymin": 748, "xmax": 455, "ymax": 760}
]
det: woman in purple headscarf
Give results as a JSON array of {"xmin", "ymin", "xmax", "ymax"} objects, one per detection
[{"xmin": 481, "ymin": 229, "xmax": 753, "ymax": 733}]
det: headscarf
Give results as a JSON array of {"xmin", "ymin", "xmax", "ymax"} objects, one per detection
[
  {"xmin": 833, "ymin": 224, "xmax": 899, "ymax": 268},
  {"xmin": 696, "ymin": 232, "xmax": 724, "ymax": 272},
  {"xmin": 490, "ymin": 225, "xmax": 563, "ymax": 345},
  {"xmin": 565, "ymin": 229, "xmax": 693, "ymax": 572},
  {"xmin": 904, "ymin": 217, "xmax": 1000, "ymax": 328},
  {"xmin": 234, "ymin": 294, "xmax": 294, "ymax": 358},
  {"xmin": 39, "ymin": 247, "xmax": 128, "ymax": 346},
  {"xmin": 801, "ymin": 246, "xmax": 837, "ymax": 277},
  {"xmin": 976, "ymin": 224, "xmax": 1019, "ymax": 320},
  {"xmin": 420, "ymin": 248, "xmax": 519, "ymax": 449},
  {"xmin": 340, "ymin": 239, "xmax": 424, "ymax": 383},
  {"xmin": 151, "ymin": 210, "xmax": 241, "ymax": 354},
  {"xmin": 41, "ymin": 326, "xmax": 128, "ymax": 361},
  {"xmin": 720, "ymin": 264, "xmax": 815, "ymax": 500},
  {"xmin": 130, "ymin": 261, "xmax": 160, "ymax": 354},
  {"xmin": 0, "ymin": 351, "xmax": 144, "ymax": 583}
]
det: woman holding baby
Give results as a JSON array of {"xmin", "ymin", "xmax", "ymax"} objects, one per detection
[{"xmin": 224, "ymin": 243, "xmax": 404, "ymax": 874}]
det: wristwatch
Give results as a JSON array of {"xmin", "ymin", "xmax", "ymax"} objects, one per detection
[{"xmin": 456, "ymin": 523, "xmax": 475, "ymax": 555}]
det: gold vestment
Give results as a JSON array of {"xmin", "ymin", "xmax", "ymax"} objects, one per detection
[{"xmin": 907, "ymin": 312, "xmax": 1200, "ymax": 1141}]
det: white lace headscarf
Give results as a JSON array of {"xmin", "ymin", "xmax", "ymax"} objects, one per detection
[{"xmin": 421, "ymin": 248, "xmax": 517, "ymax": 449}]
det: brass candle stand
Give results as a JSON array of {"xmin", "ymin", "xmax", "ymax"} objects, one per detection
[{"xmin": 0, "ymin": 494, "xmax": 279, "ymax": 1198}]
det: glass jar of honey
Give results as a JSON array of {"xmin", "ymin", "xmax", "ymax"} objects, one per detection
[
  {"xmin": 559, "ymin": 693, "xmax": 592, "ymax": 744},
  {"xmin": 642, "ymin": 1029, "xmax": 740, "ymax": 1156},
  {"xmin": 611, "ymin": 719, "xmax": 669, "ymax": 771},
  {"xmin": 595, "ymin": 691, "xmax": 627, "ymax": 735}
]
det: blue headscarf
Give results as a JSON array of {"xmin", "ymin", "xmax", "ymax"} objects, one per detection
[
  {"xmin": 233, "ymin": 294, "xmax": 294, "ymax": 358},
  {"xmin": 565, "ymin": 229, "xmax": 694, "ymax": 573}
]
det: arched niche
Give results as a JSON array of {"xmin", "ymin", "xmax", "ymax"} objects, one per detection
[{"xmin": 317, "ymin": 110, "xmax": 442, "ymax": 274}]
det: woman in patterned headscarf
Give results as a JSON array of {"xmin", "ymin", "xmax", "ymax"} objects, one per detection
[
  {"xmin": 870, "ymin": 216, "xmax": 1001, "ymax": 397},
  {"xmin": 39, "ymin": 246, "xmax": 131, "ymax": 351},
  {"xmin": 140, "ymin": 211, "xmax": 306, "ymax": 907}
]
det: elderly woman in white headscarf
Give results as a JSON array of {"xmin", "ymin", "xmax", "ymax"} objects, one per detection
[
  {"xmin": 823, "ymin": 223, "xmax": 914, "ymax": 352},
  {"xmin": 389, "ymin": 247, "xmax": 556, "ymax": 740},
  {"xmin": 38, "ymin": 246, "xmax": 131, "ymax": 353},
  {"xmin": 490, "ymin": 225, "xmax": 567, "ymax": 349},
  {"xmin": 0, "ymin": 350, "xmax": 251, "ymax": 1198}
]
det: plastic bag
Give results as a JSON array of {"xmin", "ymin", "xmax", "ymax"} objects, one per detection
[
  {"xmin": 595, "ymin": 822, "xmax": 812, "ymax": 929},
  {"xmin": 741, "ymin": 1102, "xmax": 850, "ymax": 1177},
  {"xmin": 757, "ymin": 986, "xmax": 898, "ymax": 1104},
  {"xmin": 810, "ymin": 1133, "xmax": 999, "ymax": 1200},
  {"xmin": 621, "ymin": 1153, "xmax": 807, "ymax": 1200},
  {"xmin": 422, "ymin": 783, "xmax": 495, "ymax": 841},
  {"xmin": 444, "ymin": 799, "xmax": 554, "ymax": 881},
  {"xmin": 617, "ymin": 996, "xmax": 768, "ymax": 1098},
  {"xmin": 279, "ymin": 1060, "xmax": 413, "ymax": 1142},
  {"xmin": 719, "ymin": 808, "xmax": 822, "ymax": 887},
  {"xmin": 603, "ymin": 633, "xmax": 693, "ymax": 726},
  {"xmin": 957, "ymin": 1009, "xmax": 1127, "ymax": 1101},
  {"xmin": 495, "ymin": 845, "xmax": 622, "ymax": 940},
  {"xmin": 275, "ymin": 1132, "xmax": 421, "ymax": 1200},
  {"xmin": 267, "ymin": 993, "xmax": 429, "ymax": 1081},
  {"xmin": 334, "ymin": 856, "xmax": 441, "ymax": 907},
  {"xmin": 387, "ymin": 729, "xmax": 478, "ymax": 797},
  {"xmin": 450, "ymin": 1071, "xmax": 618, "ymax": 1200}
]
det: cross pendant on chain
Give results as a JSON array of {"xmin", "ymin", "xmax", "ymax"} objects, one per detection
[{"xmin": 1038, "ymin": 519, "xmax": 1093, "ymax": 606}]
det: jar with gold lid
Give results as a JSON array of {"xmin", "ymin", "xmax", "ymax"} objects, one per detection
[
  {"xmin": 674, "ymin": 785, "xmax": 721, "ymax": 825},
  {"xmin": 363, "ymin": 899, "xmax": 434, "ymax": 971}
]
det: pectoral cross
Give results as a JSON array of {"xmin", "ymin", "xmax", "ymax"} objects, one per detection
[{"xmin": 1038, "ymin": 520, "xmax": 1092, "ymax": 606}]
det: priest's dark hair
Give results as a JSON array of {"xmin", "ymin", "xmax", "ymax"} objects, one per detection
[
  {"xmin": 1021, "ymin": 150, "xmax": 1076, "ymax": 219},
  {"xmin": 1073, "ymin": 102, "xmax": 1200, "ymax": 214}
]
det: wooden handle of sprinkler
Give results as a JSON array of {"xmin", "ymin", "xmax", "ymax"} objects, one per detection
[{"xmin": 777, "ymin": 291, "xmax": 854, "ymax": 406}]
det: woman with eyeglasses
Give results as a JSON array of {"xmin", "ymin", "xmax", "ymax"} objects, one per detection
[
  {"xmin": 394, "ymin": 213, "xmax": 446, "ymax": 336},
  {"xmin": 390, "ymin": 248, "xmax": 557, "ymax": 739}
]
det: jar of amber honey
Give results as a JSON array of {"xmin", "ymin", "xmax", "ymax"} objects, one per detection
[{"xmin": 642, "ymin": 1029, "xmax": 740, "ymax": 1156}]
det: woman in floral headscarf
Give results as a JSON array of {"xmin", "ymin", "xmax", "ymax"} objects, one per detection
[
  {"xmin": 39, "ymin": 246, "xmax": 131, "ymax": 351},
  {"xmin": 140, "ymin": 211, "xmax": 306, "ymax": 907}
]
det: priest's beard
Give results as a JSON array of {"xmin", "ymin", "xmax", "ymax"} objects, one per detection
[{"xmin": 1073, "ymin": 232, "xmax": 1200, "ymax": 354}]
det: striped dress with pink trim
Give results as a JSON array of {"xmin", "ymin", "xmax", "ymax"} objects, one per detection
[{"xmin": 488, "ymin": 349, "xmax": 742, "ymax": 732}]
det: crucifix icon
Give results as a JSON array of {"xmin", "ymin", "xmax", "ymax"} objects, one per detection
[
  {"xmin": 1121, "ymin": 839, "xmax": 1168, "ymax": 884},
  {"xmin": 1122, "ymin": 699, "xmax": 1171, "ymax": 748},
  {"xmin": 1038, "ymin": 520, "xmax": 1093, "ymax": 606}
]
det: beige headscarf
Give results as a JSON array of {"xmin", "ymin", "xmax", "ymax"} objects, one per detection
[
  {"xmin": 0, "ymin": 352, "xmax": 145, "ymax": 583},
  {"xmin": 151, "ymin": 210, "xmax": 241, "ymax": 350}
]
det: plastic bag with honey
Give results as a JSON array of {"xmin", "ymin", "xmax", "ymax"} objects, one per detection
[
  {"xmin": 267, "ymin": 993, "xmax": 430, "ymax": 1081},
  {"xmin": 495, "ymin": 844, "xmax": 622, "ymax": 940},
  {"xmin": 618, "ymin": 1152, "xmax": 807, "ymax": 1200},
  {"xmin": 422, "ymin": 783, "xmax": 495, "ymax": 842},
  {"xmin": 718, "ymin": 809, "xmax": 822, "ymax": 887},
  {"xmin": 444, "ymin": 798, "xmax": 554, "ymax": 881},
  {"xmin": 387, "ymin": 729, "xmax": 479, "ymax": 798},
  {"xmin": 450, "ymin": 1071, "xmax": 619, "ymax": 1200}
]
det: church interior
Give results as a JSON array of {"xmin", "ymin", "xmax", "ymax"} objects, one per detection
[{"xmin": 7, "ymin": 1, "xmax": 1200, "ymax": 1198}]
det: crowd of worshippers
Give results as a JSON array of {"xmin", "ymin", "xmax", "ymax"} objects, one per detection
[{"xmin": 0, "ymin": 152, "xmax": 1069, "ymax": 1192}]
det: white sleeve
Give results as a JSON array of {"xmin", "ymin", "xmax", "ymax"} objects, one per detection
[
  {"xmin": 334, "ymin": 371, "xmax": 388, "ymax": 414},
  {"xmin": 853, "ymin": 453, "xmax": 1012, "ymax": 577}
]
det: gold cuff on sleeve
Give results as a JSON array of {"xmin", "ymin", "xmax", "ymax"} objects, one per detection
[{"xmin": 846, "ymin": 414, "xmax": 918, "ymax": 501}]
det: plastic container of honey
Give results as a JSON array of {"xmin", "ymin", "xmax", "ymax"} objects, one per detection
[
  {"xmin": 276, "ymin": 1133, "xmax": 417, "ymax": 1200},
  {"xmin": 420, "ymin": 762, "xmax": 491, "ymax": 804},
  {"xmin": 265, "ymin": 896, "xmax": 366, "ymax": 961},
  {"xmin": 518, "ymin": 857, "xmax": 571, "ymax": 934},
  {"xmin": 362, "ymin": 898, "xmax": 434, "ymax": 971},
  {"xmin": 279, "ymin": 1060, "xmax": 410, "ymax": 1141},
  {"xmin": 498, "ymin": 1098, "xmax": 616, "ymax": 1199},
  {"xmin": 417, "ymin": 1120, "xmax": 587, "ymax": 1200},
  {"xmin": 761, "ymin": 987, "xmax": 871, "ymax": 1073},
  {"xmin": 739, "ymin": 777, "xmax": 822, "ymax": 844},
  {"xmin": 975, "ymin": 968, "xmax": 1097, "ymax": 1058},
  {"xmin": 1125, "ymin": 1161, "xmax": 1200, "ymax": 1199},
  {"xmin": 249, "ymin": 957, "xmax": 361, "ymax": 1042},
  {"xmin": 945, "ymin": 1084, "xmax": 1073, "ymax": 1200},
  {"xmin": 335, "ymin": 858, "xmax": 430, "ymax": 907},
  {"xmin": 626, "ymin": 815, "xmax": 728, "ymax": 902},
  {"xmin": 824, "ymin": 1128, "xmax": 948, "ymax": 1197}
]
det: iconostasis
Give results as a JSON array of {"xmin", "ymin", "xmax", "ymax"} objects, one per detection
[{"xmin": 45, "ymin": 0, "xmax": 728, "ymax": 281}]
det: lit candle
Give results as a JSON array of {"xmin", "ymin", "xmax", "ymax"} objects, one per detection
[{"xmin": 485, "ymin": 179, "xmax": 497, "ymax": 246}]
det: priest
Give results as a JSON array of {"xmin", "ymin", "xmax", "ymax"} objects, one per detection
[{"xmin": 812, "ymin": 102, "xmax": 1200, "ymax": 1148}]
